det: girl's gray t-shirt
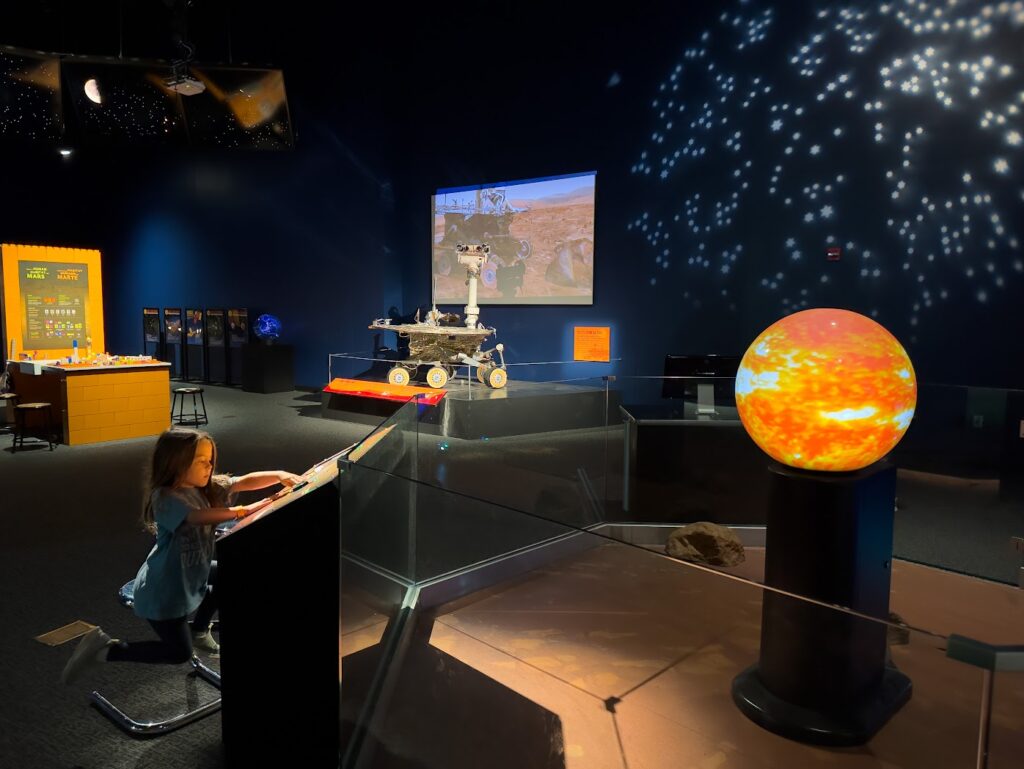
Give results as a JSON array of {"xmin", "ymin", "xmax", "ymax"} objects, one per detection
[{"xmin": 132, "ymin": 480, "xmax": 233, "ymax": 621}]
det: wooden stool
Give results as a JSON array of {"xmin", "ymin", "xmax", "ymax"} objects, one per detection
[
  {"xmin": 13, "ymin": 402, "xmax": 56, "ymax": 451},
  {"xmin": 171, "ymin": 387, "xmax": 208, "ymax": 426}
]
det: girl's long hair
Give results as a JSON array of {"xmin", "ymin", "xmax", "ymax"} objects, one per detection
[{"xmin": 141, "ymin": 428, "xmax": 225, "ymax": 534}]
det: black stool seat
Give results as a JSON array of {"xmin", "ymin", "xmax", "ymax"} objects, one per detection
[
  {"xmin": 90, "ymin": 576, "xmax": 222, "ymax": 736},
  {"xmin": 13, "ymin": 402, "xmax": 56, "ymax": 451},
  {"xmin": 171, "ymin": 387, "xmax": 208, "ymax": 426}
]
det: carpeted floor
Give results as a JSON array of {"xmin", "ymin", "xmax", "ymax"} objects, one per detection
[
  {"xmin": 0, "ymin": 385, "xmax": 369, "ymax": 769},
  {"xmin": 1, "ymin": 384, "xmax": 1021, "ymax": 768}
]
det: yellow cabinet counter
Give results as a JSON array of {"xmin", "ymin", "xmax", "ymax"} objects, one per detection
[{"xmin": 9, "ymin": 361, "xmax": 171, "ymax": 445}]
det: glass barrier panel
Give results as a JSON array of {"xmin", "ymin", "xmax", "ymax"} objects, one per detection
[
  {"xmin": 338, "ymin": 373, "xmax": 1024, "ymax": 637},
  {"xmin": 411, "ymin": 378, "xmax": 618, "ymax": 530},
  {"xmin": 328, "ymin": 352, "xmax": 618, "ymax": 389},
  {"xmin": 989, "ymin": 665, "xmax": 1024, "ymax": 769},
  {"xmin": 613, "ymin": 376, "xmax": 764, "ymax": 529},
  {"xmin": 328, "ymin": 352, "xmax": 391, "ymax": 382},
  {"xmin": 889, "ymin": 383, "xmax": 1024, "ymax": 585},
  {"xmin": 338, "ymin": 459, "xmax": 1014, "ymax": 769}
]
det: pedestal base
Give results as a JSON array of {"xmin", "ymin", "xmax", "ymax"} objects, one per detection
[
  {"xmin": 732, "ymin": 461, "xmax": 911, "ymax": 745},
  {"xmin": 732, "ymin": 664, "xmax": 912, "ymax": 746}
]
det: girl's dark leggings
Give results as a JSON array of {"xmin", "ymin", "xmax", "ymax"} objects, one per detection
[{"xmin": 106, "ymin": 564, "xmax": 218, "ymax": 664}]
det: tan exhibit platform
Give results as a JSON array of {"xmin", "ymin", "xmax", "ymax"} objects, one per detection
[
  {"xmin": 340, "ymin": 544, "xmax": 1024, "ymax": 769},
  {"xmin": 9, "ymin": 361, "xmax": 171, "ymax": 445}
]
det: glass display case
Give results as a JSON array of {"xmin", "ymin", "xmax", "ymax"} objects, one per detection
[{"xmin": 336, "ymin": 385, "xmax": 1024, "ymax": 768}]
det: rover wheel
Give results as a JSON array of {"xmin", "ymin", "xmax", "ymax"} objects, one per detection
[
  {"xmin": 476, "ymin": 364, "xmax": 488, "ymax": 384},
  {"xmin": 387, "ymin": 366, "xmax": 411, "ymax": 387},
  {"xmin": 517, "ymin": 239, "xmax": 532, "ymax": 259},
  {"xmin": 487, "ymin": 367, "xmax": 508, "ymax": 389},
  {"xmin": 426, "ymin": 366, "xmax": 449, "ymax": 389}
]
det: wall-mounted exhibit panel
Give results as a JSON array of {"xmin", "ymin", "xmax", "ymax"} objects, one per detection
[
  {"xmin": 206, "ymin": 308, "xmax": 227, "ymax": 384},
  {"xmin": 227, "ymin": 308, "xmax": 250, "ymax": 386},
  {"xmin": 142, "ymin": 307, "xmax": 161, "ymax": 360},
  {"xmin": 163, "ymin": 307, "xmax": 182, "ymax": 379},
  {"xmin": 185, "ymin": 307, "xmax": 205, "ymax": 382},
  {"xmin": 1, "ymin": 244, "xmax": 105, "ymax": 360}
]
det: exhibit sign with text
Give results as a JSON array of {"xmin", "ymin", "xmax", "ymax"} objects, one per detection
[
  {"xmin": 18, "ymin": 261, "xmax": 89, "ymax": 350},
  {"xmin": 1, "ymin": 244, "xmax": 105, "ymax": 359},
  {"xmin": 574, "ymin": 326, "xmax": 610, "ymax": 362}
]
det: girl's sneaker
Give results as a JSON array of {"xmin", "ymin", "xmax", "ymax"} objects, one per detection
[
  {"xmin": 191, "ymin": 626, "xmax": 220, "ymax": 658},
  {"xmin": 61, "ymin": 627, "xmax": 116, "ymax": 684}
]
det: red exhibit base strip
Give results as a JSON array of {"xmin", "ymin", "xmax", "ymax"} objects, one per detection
[{"xmin": 323, "ymin": 378, "xmax": 446, "ymax": 406}]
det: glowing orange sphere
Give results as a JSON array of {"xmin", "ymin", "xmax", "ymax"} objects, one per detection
[{"xmin": 735, "ymin": 308, "xmax": 916, "ymax": 472}]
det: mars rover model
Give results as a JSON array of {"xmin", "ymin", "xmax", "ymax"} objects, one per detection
[{"xmin": 370, "ymin": 243, "xmax": 509, "ymax": 389}]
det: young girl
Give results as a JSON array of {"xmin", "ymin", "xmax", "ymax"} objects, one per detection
[{"xmin": 61, "ymin": 427, "xmax": 301, "ymax": 684}]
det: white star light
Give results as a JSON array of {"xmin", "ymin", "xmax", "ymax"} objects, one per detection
[
  {"xmin": 994, "ymin": 158, "xmax": 1010, "ymax": 174},
  {"xmin": 1008, "ymin": 130, "xmax": 1022, "ymax": 146}
]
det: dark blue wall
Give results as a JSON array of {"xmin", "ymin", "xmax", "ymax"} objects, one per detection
[
  {"xmin": 4, "ymin": 2, "xmax": 1023, "ymax": 388},
  {"xmin": 393, "ymin": 2, "xmax": 1024, "ymax": 387}
]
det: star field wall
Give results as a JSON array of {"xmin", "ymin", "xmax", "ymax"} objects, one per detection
[{"xmin": 623, "ymin": 2, "xmax": 1024, "ymax": 387}]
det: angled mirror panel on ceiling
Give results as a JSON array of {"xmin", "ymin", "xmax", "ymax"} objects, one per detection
[{"xmin": 0, "ymin": 46, "xmax": 62, "ymax": 144}]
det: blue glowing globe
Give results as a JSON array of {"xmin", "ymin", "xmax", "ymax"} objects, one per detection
[{"xmin": 254, "ymin": 314, "xmax": 282, "ymax": 341}]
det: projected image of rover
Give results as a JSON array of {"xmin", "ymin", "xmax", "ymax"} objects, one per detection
[
  {"xmin": 434, "ymin": 188, "xmax": 532, "ymax": 298},
  {"xmin": 371, "ymin": 244, "xmax": 509, "ymax": 389}
]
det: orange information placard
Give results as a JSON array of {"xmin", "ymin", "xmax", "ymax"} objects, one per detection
[
  {"xmin": 1, "ymin": 244, "xmax": 105, "ymax": 360},
  {"xmin": 573, "ymin": 326, "xmax": 610, "ymax": 362}
]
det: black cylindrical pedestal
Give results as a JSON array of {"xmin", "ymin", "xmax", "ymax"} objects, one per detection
[{"xmin": 732, "ymin": 461, "xmax": 912, "ymax": 745}]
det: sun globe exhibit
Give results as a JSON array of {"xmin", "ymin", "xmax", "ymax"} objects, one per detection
[
  {"xmin": 730, "ymin": 307, "xmax": 917, "ymax": 746},
  {"xmin": 735, "ymin": 308, "xmax": 917, "ymax": 472}
]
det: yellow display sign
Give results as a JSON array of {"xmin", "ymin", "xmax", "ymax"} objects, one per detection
[
  {"xmin": 1, "ymin": 244, "xmax": 105, "ymax": 359},
  {"xmin": 573, "ymin": 326, "xmax": 610, "ymax": 362}
]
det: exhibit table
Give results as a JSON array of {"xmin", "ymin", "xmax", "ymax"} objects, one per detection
[{"xmin": 8, "ymin": 360, "xmax": 171, "ymax": 445}]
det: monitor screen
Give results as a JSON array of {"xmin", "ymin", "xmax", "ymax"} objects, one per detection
[
  {"xmin": 432, "ymin": 171, "xmax": 596, "ymax": 305},
  {"xmin": 227, "ymin": 309, "xmax": 249, "ymax": 348},
  {"xmin": 185, "ymin": 308, "xmax": 204, "ymax": 346},
  {"xmin": 165, "ymin": 309, "xmax": 182, "ymax": 344},
  {"xmin": 662, "ymin": 354, "xmax": 741, "ymax": 400},
  {"xmin": 206, "ymin": 309, "xmax": 225, "ymax": 348},
  {"xmin": 143, "ymin": 308, "xmax": 161, "ymax": 343}
]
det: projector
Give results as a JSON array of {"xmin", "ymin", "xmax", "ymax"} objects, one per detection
[{"xmin": 164, "ymin": 74, "xmax": 205, "ymax": 96}]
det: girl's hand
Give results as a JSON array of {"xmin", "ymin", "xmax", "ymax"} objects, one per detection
[
  {"xmin": 275, "ymin": 471, "xmax": 303, "ymax": 487},
  {"xmin": 232, "ymin": 499, "xmax": 273, "ymax": 519}
]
